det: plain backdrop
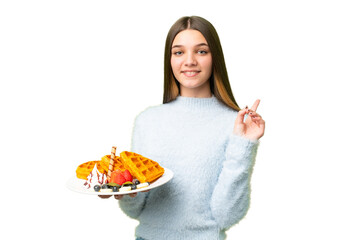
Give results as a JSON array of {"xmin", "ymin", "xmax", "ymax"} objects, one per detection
[{"xmin": 1, "ymin": 0, "xmax": 359, "ymax": 239}]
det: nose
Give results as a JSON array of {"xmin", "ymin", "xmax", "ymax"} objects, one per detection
[{"xmin": 184, "ymin": 52, "xmax": 197, "ymax": 66}]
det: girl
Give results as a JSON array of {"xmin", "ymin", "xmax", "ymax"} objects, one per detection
[{"xmin": 108, "ymin": 16, "xmax": 265, "ymax": 240}]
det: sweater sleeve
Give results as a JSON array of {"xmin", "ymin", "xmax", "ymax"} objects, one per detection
[
  {"xmin": 210, "ymin": 134, "xmax": 259, "ymax": 229},
  {"xmin": 118, "ymin": 113, "xmax": 149, "ymax": 219}
]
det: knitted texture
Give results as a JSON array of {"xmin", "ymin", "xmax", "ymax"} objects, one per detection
[{"xmin": 119, "ymin": 95, "xmax": 259, "ymax": 240}]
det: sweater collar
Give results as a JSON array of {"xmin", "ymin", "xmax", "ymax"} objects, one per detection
[{"xmin": 169, "ymin": 95, "xmax": 223, "ymax": 111}]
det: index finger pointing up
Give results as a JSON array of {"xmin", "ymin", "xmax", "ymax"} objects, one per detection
[{"xmin": 250, "ymin": 99, "xmax": 261, "ymax": 111}]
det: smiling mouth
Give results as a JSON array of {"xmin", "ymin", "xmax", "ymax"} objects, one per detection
[{"xmin": 182, "ymin": 71, "xmax": 200, "ymax": 77}]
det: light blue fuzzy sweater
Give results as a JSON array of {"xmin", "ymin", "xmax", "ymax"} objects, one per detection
[{"xmin": 119, "ymin": 95, "xmax": 259, "ymax": 240}]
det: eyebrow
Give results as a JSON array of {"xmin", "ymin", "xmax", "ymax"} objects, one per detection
[{"xmin": 171, "ymin": 43, "xmax": 209, "ymax": 48}]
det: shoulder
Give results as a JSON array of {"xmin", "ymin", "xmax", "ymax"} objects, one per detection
[
  {"xmin": 216, "ymin": 100, "xmax": 239, "ymax": 120},
  {"xmin": 210, "ymin": 100, "xmax": 240, "ymax": 133},
  {"xmin": 134, "ymin": 103, "xmax": 171, "ymax": 125}
]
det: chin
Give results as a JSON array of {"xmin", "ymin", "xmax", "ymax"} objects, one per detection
[{"xmin": 179, "ymin": 80, "xmax": 206, "ymax": 89}]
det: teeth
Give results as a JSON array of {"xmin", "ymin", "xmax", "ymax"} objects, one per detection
[{"xmin": 183, "ymin": 71, "xmax": 199, "ymax": 76}]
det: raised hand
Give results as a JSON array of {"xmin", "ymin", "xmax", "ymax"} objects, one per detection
[{"xmin": 233, "ymin": 99, "xmax": 265, "ymax": 141}]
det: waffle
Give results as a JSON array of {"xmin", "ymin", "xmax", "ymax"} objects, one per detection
[
  {"xmin": 120, "ymin": 151, "xmax": 164, "ymax": 183},
  {"xmin": 76, "ymin": 161, "xmax": 99, "ymax": 180},
  {"xmin": 98, "ymin": 155, "xmax": 126, "ymax": 175}
]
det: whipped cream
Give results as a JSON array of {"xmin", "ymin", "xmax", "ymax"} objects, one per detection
[{"xmin": 84, "ymin": 163, "xmax": 107, "ymax": 189}]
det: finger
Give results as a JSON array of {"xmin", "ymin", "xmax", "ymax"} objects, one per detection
[
  {"xmin": 251, "ymin": 116, "xmax": 261, "ymax": 121},
  {"xmin": 259, "ymin": 118, "xmax": 265, "ymax": 129},
  {"xmin": 114, "ymin": 195, "xmax": 123, "ymax": 200},
  {"xmin": 248, "ymin": 111, "xmax": 261, "ymax": 123},
  {"xmin": 260, "ymin": 118, "xmax": 265, "ymax": 124},
  {"xmin": 98, "ymin": 195, "xmax": 113, "ymax": 199},
  {"xmin": 256, "ymin": 119, "xmax": 265, "ymax": 136},
  {"xmin": 250, "ymin": 99, "xmax": 261, "ymax": 111},
  {"xmin": 129, "ymin": 193, "xmax": 137, "ymax": 198},
  {"xmin": 249, "ymin": 115, "xmax": 261, "ymax": 127},
  {"xmin": 235, "ymin": 108, "xmax": 249, "ymax": 125},
  {"xmin": 252, "ymin": 117, "xmax": 265, "ymax": 129},
  {"xmin": 248, "ymin": 111, "xmax": 262, "ymax": 124},
  {"xmin": 248, "ymin": 111, "xmax": 260, "ymax": 118}
]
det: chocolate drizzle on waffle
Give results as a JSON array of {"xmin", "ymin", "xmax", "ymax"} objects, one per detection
[{"xmin": 76, "ymin": 148, "xmax": 165, "ymax": 186}]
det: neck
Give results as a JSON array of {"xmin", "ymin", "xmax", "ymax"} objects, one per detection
[{"xmin": 179, "ymin": 82, "xmax": 212, "ymax": 98}]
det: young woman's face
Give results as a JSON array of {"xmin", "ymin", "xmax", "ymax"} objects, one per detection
[{"xmin": 171, "ymin": 29, "xmax": 213, "ymax": 97}]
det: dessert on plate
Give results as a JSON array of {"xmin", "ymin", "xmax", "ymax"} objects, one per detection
[{"xmin": 75, "ymin": 147, "xmax": 165, "ymax": 193}]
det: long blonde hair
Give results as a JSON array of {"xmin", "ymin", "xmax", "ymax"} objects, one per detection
[{"xmin": 163, "ymin": 16, "xmax": 240, "ymax": 111}]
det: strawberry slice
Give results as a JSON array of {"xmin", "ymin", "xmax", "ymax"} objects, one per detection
[
  {"xmin": 110, "ymin": 169, "xmax": 126, "ymax": 185},
  {"xmin": 123, "ymin": 169, "xmax": 133, "ymax": 182}
]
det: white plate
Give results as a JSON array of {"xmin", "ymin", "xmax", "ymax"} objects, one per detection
[{"xmin": 66, "ymin": 168, "xmax": 173, "ymax": 195}]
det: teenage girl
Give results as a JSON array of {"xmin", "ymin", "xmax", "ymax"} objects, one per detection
[{"xmin": 102, "ymin": 16, "xmax": 265, "ymax": 240}]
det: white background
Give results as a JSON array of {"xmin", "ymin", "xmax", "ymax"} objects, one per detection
[{"xmin": 1, "ymin": 0, "xmax": 359, "ymax": 239}]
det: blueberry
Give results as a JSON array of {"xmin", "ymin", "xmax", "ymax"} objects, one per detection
[
  {"xmin": 131, "ymin": 184, "xmax": 137, "ymax": 190},
  {"xmin": 101, "ymin": 184, "xmax": 110, "ymax": 189},
  {"xmin": 133, "ymin": 179, "xmax": 140, "ymax": 185},
  {"xmin": 94, "ymin": 185, "xmax": 101, "ymax": 192},
  {"xmin": 112, "ymin": 186, "xmax": 119, "ymax": 192}
]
